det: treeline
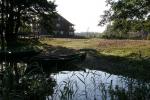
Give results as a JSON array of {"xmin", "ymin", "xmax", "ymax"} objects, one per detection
[
  {"xmin": 99, "ymin": 0, "xmax": 150, "ymax": 40},
  {"xmin": 102, "ymin": 20, "xmax": 150, "ymax": 40}
]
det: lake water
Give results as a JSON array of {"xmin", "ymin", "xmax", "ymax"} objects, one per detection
[
  {"xmin": 0, "ymin": 61, "xmax": 150, "ymax": 100},
  {"xmin": 48, "ymin": 68, "xmax": 150, "ymax": 100}
]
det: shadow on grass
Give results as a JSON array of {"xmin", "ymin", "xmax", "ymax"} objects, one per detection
[
  {"xmin": 79, "ymin": 48, "xmax": 150, "ymax": 81},
  {"xmin": 1, "ymin": 40, "xmax": 150, "ymax": 81},
  {"xmin": 0, "ymin": 39, "xmax": 43, "ymax": 62}
]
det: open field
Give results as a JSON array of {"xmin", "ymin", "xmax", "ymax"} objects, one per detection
[
  {"xmin": 40, "ymin": 38, "xmax": 150, "ymax": 80},
  {"xmin": 40, "ymin": 38, "xmax": 150, "ymax": 57},
  {"xmin": 0, "ymin": 38, "xmax": 150, "ymax": 99}
]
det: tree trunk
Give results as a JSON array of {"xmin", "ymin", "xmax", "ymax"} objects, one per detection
[
  {"xmin": 0, "ymin": 33, "xmax": 5, "ymax": 51},
  {"xmin": 5, "ymin": 6, "xmax": 17, "ymax": 49},
  {"xmin": 0, "ymin": 0, "xmax": 5, "ymax": 51},
  {"xmin": 15, "ymin": 10, "xmax": 21, "ymax": 34}
]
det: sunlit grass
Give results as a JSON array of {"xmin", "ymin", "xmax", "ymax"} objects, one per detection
[
  {"xmin": 40, "ymin": 38, "xmax": 150, "ymax": 58},
  {"xmin": 39, "ymin": 38, "xmax": 150, "ymax": 81},
  {"xmin": 40, "ymin": 38, "xmax": 98, "ymax": 49}
]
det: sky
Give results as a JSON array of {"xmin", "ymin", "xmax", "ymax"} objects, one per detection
[{"xmin": 55, "ymin": 0, "xmax": 108, "ymax": 33}]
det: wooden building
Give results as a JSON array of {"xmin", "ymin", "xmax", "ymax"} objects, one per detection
[
  {"xmin": 18, "ymin": 13, "xmax": 75, "ymax": 38},
  {"xmin": 39, "ymin": 13, "xmax": 75, "ymax": 37}
]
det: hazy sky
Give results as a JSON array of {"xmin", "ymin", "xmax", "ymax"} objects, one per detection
[{"xmin": 55, "ymin": 0, "xmax": 107, "ymax": 32}]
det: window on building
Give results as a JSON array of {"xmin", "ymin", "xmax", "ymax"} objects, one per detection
[
  {"xmin": 56, "ymin": 23, "xmax": 60, "ymax": 27},
  {"xmin": 58, "ymin": 17, "xmax": 61, "ymax": 21},
  {"xmin": 60, "ymin": 31, "xmax": 64, "ymax": 35}
]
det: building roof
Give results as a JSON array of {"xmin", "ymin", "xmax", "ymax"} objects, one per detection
[{"xmin": 56, "ymin": 13, "xmax": 74, "ymax": 26}]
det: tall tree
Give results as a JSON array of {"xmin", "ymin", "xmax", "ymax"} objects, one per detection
[
  {"xmin": 0, "ymin": 0, "xmax": 56, "ymax": 49},
  {"xmin": 99, "ymin": 0, "xmax": 150, "ymax": 34},
  {"xmin": 39, "ymin": 13, "xmax": 57, "ymax": 35},
  {"xmin": 0, "ymin": 0, "xmax": 5, "ymax": 50}
]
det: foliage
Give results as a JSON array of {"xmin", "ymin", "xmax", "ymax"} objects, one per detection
[
  {"xmin": 100, "ymin": 0, "xmax": 150, "ymax": 38},
  {"xmin": 1, "ymin": 38, "xmax": 150, "ymax": 99},
  {"xmin": 19, "ymin": 23, "xmax": 32, "ymax": 33},
  {"xmin": 100, "ymin": 0, "xmax": 150, "ymax": 25},
  {"xmin": 39, "ymin": 13, "xmax": 57, "ymax": 35},
  {"xmin": 0, "ymin": 0, "xmax": 56, "ymax": 49},
  {"xmin": 0, "ymin": 62, "xmax": 56, "ymax": 100}
]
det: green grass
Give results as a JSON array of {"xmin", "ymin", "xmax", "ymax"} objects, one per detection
[
  {"xmin": 40, "ymin": 38, "xmax": 150, "ymax": 57},
  {"xmin": 1, "ymin": 38, "xmax": 150, "ymax": 99},
  {"xmin": 40, "ymin": 38, "xmax": 150, "ymax": 80},
  {"xmin": 1, "ymin": 38, "xmax": 149, "ymax": 80},
  {"xmin": 40, "ymin": 38, "xmax": 99, "ymax": 50}
]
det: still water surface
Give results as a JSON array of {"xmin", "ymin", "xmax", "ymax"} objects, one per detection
[
  {"xmin": 0, "ymin": 61, "xmax": 150, "ymax": 100},
  {"xmin": 49, "ymin": 68, "xmax": 150, "ymax": 100}
]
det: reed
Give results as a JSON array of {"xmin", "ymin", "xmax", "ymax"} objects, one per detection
[{"xmin": 0, "ymin": 62, "xmax": 56, "ymax": 100}]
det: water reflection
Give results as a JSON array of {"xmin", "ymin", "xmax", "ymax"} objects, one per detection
[
  {"xmin": 0, "ymin": 61, "xmax": 56, "ymax": 100},
  {"xmin": 50, "ymin": 69, "xmax": 150, "ymax": 100},
  {"xmin": 0, "ymin": 61, "xmax": 150, "ymax": 100}
]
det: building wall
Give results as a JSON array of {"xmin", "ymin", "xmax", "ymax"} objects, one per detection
[
  {"xmin": 30, "ymin": 14, "xmax": 75, "ymax": 37},
  {"xmin": 51, "ymin": 14, "xmax": 75, "ymax": 37}
]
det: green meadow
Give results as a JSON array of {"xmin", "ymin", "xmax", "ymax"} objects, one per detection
[{"xmin": 40, "ymin": 38, "xmax": 150, "ymax": 80}]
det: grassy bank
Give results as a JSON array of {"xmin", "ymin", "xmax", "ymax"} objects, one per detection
[{"xmin": 40, "ymin": 38, "xmax": 150, "ymax": 80}]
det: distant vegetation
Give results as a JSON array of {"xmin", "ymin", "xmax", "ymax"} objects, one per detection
[
  {"xmin": 99, "ymin": 0, "xmax": 150, "ymax": 40},
  {"xmin": 101, "ymin": 22, "xmax": 150, "ymax": 40}
]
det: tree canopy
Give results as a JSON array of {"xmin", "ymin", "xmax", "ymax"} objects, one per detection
[
  {"xmin": 99, "ymin": 0, "xmax": 150, "ymax": 36},
  {"xmin": 0, "ymin": 0, "xmax": 56, "ymax": 49},
  {"xmin": 100, "ymin": 0, "xmax": 150, "ymax": 25}
]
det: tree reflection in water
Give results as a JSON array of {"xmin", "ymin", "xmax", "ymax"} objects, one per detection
[
  {"xmin": 0, "ymin": 62, "xmax": 56, "ymax": 100},
  {"xmin": 0, "ymin": 61, "xmax": 150, "ymax": 100},
  {"xmin": 110, "ymin": 77, "xmax": 150, "ymax": 100}
]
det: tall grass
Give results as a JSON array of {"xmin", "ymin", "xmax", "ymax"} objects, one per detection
[
  {"xmin": 50, "ymin": 69, "xmax": 150, "ymax": 100},
  {"xmin": 1, "ymin": 62, "xmax": 150, "ymax": 100},
  {"xmin": 0, "ymin": 62, "xmax": 56, "ymax": 100}
]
